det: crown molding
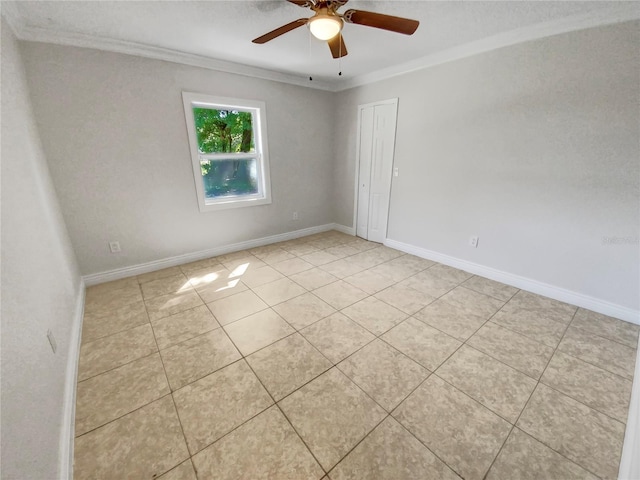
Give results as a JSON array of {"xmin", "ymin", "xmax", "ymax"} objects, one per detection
[
  {"xmin": 12, "ymin": 24, "xmax": 335, "ymax": 92},
  {"xmin": 336, "ymin": 3, "xmax": 640, "ymax": 91},
  {"xmin": 5, "ymin": 3, "xmax": 639, "ymax": 93}
]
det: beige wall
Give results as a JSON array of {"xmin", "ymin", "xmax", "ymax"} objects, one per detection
[
  {"xmin": 21, "ymin": 42, "xmax": 337, "ymax": 275},
  {"xmin": 1, "ymin": 17, "xmax": 82, "ymax": 480},
  {"xmin": 334, "ymin": 21, "xmax": 640, "ymax": 312}
]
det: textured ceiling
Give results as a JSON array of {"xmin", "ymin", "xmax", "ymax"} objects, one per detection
[{"xmin": 4, "ymin": 1, "xmax": 639, "ymax": 87}]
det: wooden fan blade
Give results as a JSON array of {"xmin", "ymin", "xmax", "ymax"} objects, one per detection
[
  {"xmin": 343, "ymin": 9, "xmax": 419, "ymax": 35},
  {"xmin": 287, "ymin": 0, "xmax": 314, "ymax": 7},
  {"xmin": 252, "ymin": 18, "xmax": 308, "ymax": 44},
  {"xmin": 328, "ymin": 33, "xmax": 348, "ymax": 58}
]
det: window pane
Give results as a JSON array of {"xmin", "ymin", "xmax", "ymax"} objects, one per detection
[
  {"xmin": 193, "ymin": 107, "xmax": 255, "ymax": 154},
  {"xmin": 201, "ymin": 158, "xmax": 259, "ymax": 199}
]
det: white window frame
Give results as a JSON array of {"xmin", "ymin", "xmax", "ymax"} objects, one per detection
[{"xmin": 182, "ymin": 92, "xmax": 272, "ymax": 212}]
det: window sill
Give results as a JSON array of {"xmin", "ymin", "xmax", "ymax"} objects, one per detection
[{"xmin": 197, "ymin": 195, "xmax": 272, "ymax": 213}]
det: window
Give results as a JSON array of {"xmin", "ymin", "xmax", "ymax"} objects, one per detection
[{"xmin": 182, "ymin": 92, "xmax": 271, "ymax": 212}]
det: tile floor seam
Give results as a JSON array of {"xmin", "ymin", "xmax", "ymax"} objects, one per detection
[
  {"xmin": 500, "ymin": 426, "xmax": 606, "ymax": 480},
  {"xmin": 153, "ymin": 324, "xmax": 222, "ymax": 352},
  {"xmin": 449, "ymin": 275, "xmax": 550, "ymax": 382},
  {"xmin": 231, "ymin": 327, "xmax": 300, "ymax": 359},
  {"xmin": 80, "ymin": 315, "xmax": 152, "ymax": 344},
  {"xmin": 458, "ymin": 296, "xmax": 576, "ymax": 479},
  {"xmin": 465, "ymin": 322, "xmax": 553, "ymax": 381},
  {"xmin": 385, "ymin": 406, "xmax": 471, "ymax": 480},
  {"xmin": 536, "ymin": 381, "xmax": 628, "ymax": 427},
  {"xmin": 486, "ymin": 307, "xmax": 611, "ymax": 480},
  {"xmin": 169, "ymin": 313, "xmax": 278, "ymax": 458},
  {"xmin": 327, "ymin": 361, "xmax": 400, "ymax": 418},
  {"xmin": 73, "ymin": 391, "xmax": 174, "ymax": 440},
  {"xmin": 205, "ymin": 296, "xmax": 271, "ymax": 326},
  {"xmin": 178, "ymin": 383, "xmax": 275, "ymax": 458},
  {"xmin": 141, "ymin": 286, "xmax": 194, "ymax": 302},
  {"xmin": 460, "ymin": 282, "xmax": 521, "ymax": 304},
  {"xmin": 248, "ymin": 284, "xmax": 310, "ymax": 308},
  {"xmin": 169, "ymin": 356, "xmax": 246, "ymax": 394},
  {"xmin": 569, "ymin": 324, "xmax": 640, "ymax": 350},
  {"xmin": 300, "ymin": 319, "xmax": 378, "ymax": 367},
  {"xmin": 240, "ymin": 357, "xmax": 329, "ymax": 476},
  {"xmin": 375, "ymin": 334, "xmax": 438, "ymax": 373},
  {"xmin": 456, "ymin": 341, "xmax": 540, "ymax": 382},
  {"xmin": 411, "ymin": 307, "xmax": 492, "ymax": 343},
  {"xmin": 76, "ymin": 349, "xmax": 160, "ymax": 384},
  {"xmin": 555, "ymin": 311, "xmax": 633, "ymax": 380},
  {"xmin": 323, "ymin": 412, "xmax": 392, "ymax": 478},
  {"xmin": 429, "ymin": 372, "xmax": 521, "ymax": 427},
  {"xmin": 547, "ymin": 349, "xmax": 636, "ymax": 384},
  {"xmin": 279, "ymin": 328, "xmax": 339, "ymax": 371},
  {"xmin": 83, "ymin": 297, "xmax": 142, "ymax": 315},
  {"xmin": 78, "ymin": 321, "xmax": 155, "ymax": 349},
  {"xmin": 153, "ymin": 302, "xmax": 212, "ymax": 326},
  {"xmin": 75, "ymin": 232, "xmax": 637, "ymax": 479},
  {"xmin": 147, "ymin": 315, "xmax": 193, "ymax": 474}
]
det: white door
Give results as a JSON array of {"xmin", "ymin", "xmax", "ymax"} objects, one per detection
[{"xmin": 356, "ymin": 99, "xmax": 398, "ymax": 243}]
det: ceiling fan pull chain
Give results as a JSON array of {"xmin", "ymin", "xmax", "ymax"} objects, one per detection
[{"xmin": 308, "ymin": 28, "xmax": 313, "ymax": 81}]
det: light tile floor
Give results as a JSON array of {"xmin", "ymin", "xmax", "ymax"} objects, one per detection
[{"xmin": 74, "ymin": 230, "xmax": 639, "ymax": 480}]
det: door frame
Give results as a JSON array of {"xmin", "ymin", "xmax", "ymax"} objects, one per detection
[{"xmin": 352, "ymin": 97, "xmax": 399, "ymax": 242}]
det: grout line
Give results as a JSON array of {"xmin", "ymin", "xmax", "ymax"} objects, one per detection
[
  {"xmin": 221, "ymin": 327, "xmax": 329, "ymax": 476},
  {"xmin": 76, "ymin": 348, "xmax": 159, "ymax": 384},
  {"xmin": 147, "ymin": 311, "xmax": 193, "ymax": 475},
  {"xmin": 540, "ymin": 381, "xmax": 628, "ymax": 425},
  {"xmin": 253, "ymin": 383, "xmax": 328, "ymax": 474},
  {"xmin": 81, "ymin": 314, "xmax": 150, "ymax": 344},
  {"xmin": 480, "ymin": 307, "xmax": 609, "ymax": 480},
  {"xmin": 73, "ymin": 391, "xmax": 175, "ymax": 439},
  {"xmin": 324, "ymin": 412, "xmax": 392, "ymax": 478},
  {"xmin": 75, "ymin": 231, "xmax": 635, "ymax": 479},
  {"xmin": 550, "ymin": 349, "xmax": 635, "ymax": 383}
]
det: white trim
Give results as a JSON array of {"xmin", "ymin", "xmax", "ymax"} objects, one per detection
[
  {"xmin": 7, "ymin": 5, "xmax": 638, "ymax": 93},
  {"xmin": 14, "ymin": 25, "xmax": 334, "ymax": 92},
  {"xmin": 332, "ymin": 223, "xmax": 355, "ymax": 236},
  {"xmin": 352, "ymin": 105, "xmax": 364, "ymax": 237},
  {"xmin": 353, "ymin": 98, "xmax": 399, "ymax": 242},
  {"xmin": 58, "ymin": 279, "xmax": 85, "ymax": 480},
  {"xmin": 620, "ymin": 346, "xmax": 640, "ymax": 480},
  {"xmin": 384, "ymin": 238, "xmax": 640, "ymax": 325},
  {"xmin": 83, "ymin": 224, "xmax": 339, "ymax": 286},
  {"xmin": 336, "ymin": 5, "xmax": 640, "ymax": 91}
]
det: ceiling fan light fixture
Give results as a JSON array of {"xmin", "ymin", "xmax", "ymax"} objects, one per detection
[{"xmin": 309, "ymin": 14, "xmax": 342, "ymax": 40}]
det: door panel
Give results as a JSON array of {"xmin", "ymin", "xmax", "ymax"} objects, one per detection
[
  {"xmin": 356, "ymin": 99, "xmax": 397, "ymax": 243},
  {"xmin": 370, "ymin": 193, "xmax": 381, "ymax": 231},
  {"xmin": 365, "ymin": 102, "xmax": 398, "ymax": 243},
  {"xmin": 356, "ymin": 106, "xmax": 374, "ymax": 239}
]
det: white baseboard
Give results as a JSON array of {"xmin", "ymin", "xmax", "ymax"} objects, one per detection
[
  {"xmin": 384, "ymin": 238, "xmax": 640, "ymax": 325},
  {"xmin": 620, "ymin": 345, "xmax": 640, "ymax": 480},
  {"xmin": 83, "ymin": 223, "xmax": 344, "ymax": 286},
  {"xmin": 59, "ymin": 279, "xmax": 85, "ymax": 480},
  {"xmin": 332, "ymin": 224, "xmax": 356, "ymax": 236}
]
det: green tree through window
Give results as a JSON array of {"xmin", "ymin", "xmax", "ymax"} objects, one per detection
[
  {"xmin": 193, "ymin": 108, "xmax": 258, "ymax": 198},
  {"xmin": 193, "ymin": 108, "xmax": 254, "ymax": 154}
]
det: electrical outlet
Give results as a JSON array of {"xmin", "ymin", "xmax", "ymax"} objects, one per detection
[
  {"xmin": 109, "ymin": 241, "xmax": 121, "ymax": 253},
  {"xmin": 47, "ymin": 329, "xmax": 57, "ymax": 354},
  {"xmin": 292, "ymin": 211, "xmax": 299, "ymax": 221},
  {"xmin": 469, "ymin": 236, "xmax": 479, "ymax": 248},
  {"xmin": 393, "ymin": 167, "xmax": 399, "ymax": 177}
]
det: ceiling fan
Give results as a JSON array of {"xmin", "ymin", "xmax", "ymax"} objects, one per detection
[{"xmin": 252, "ymin": 0, "xmax": 420, "ymax": 58}]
